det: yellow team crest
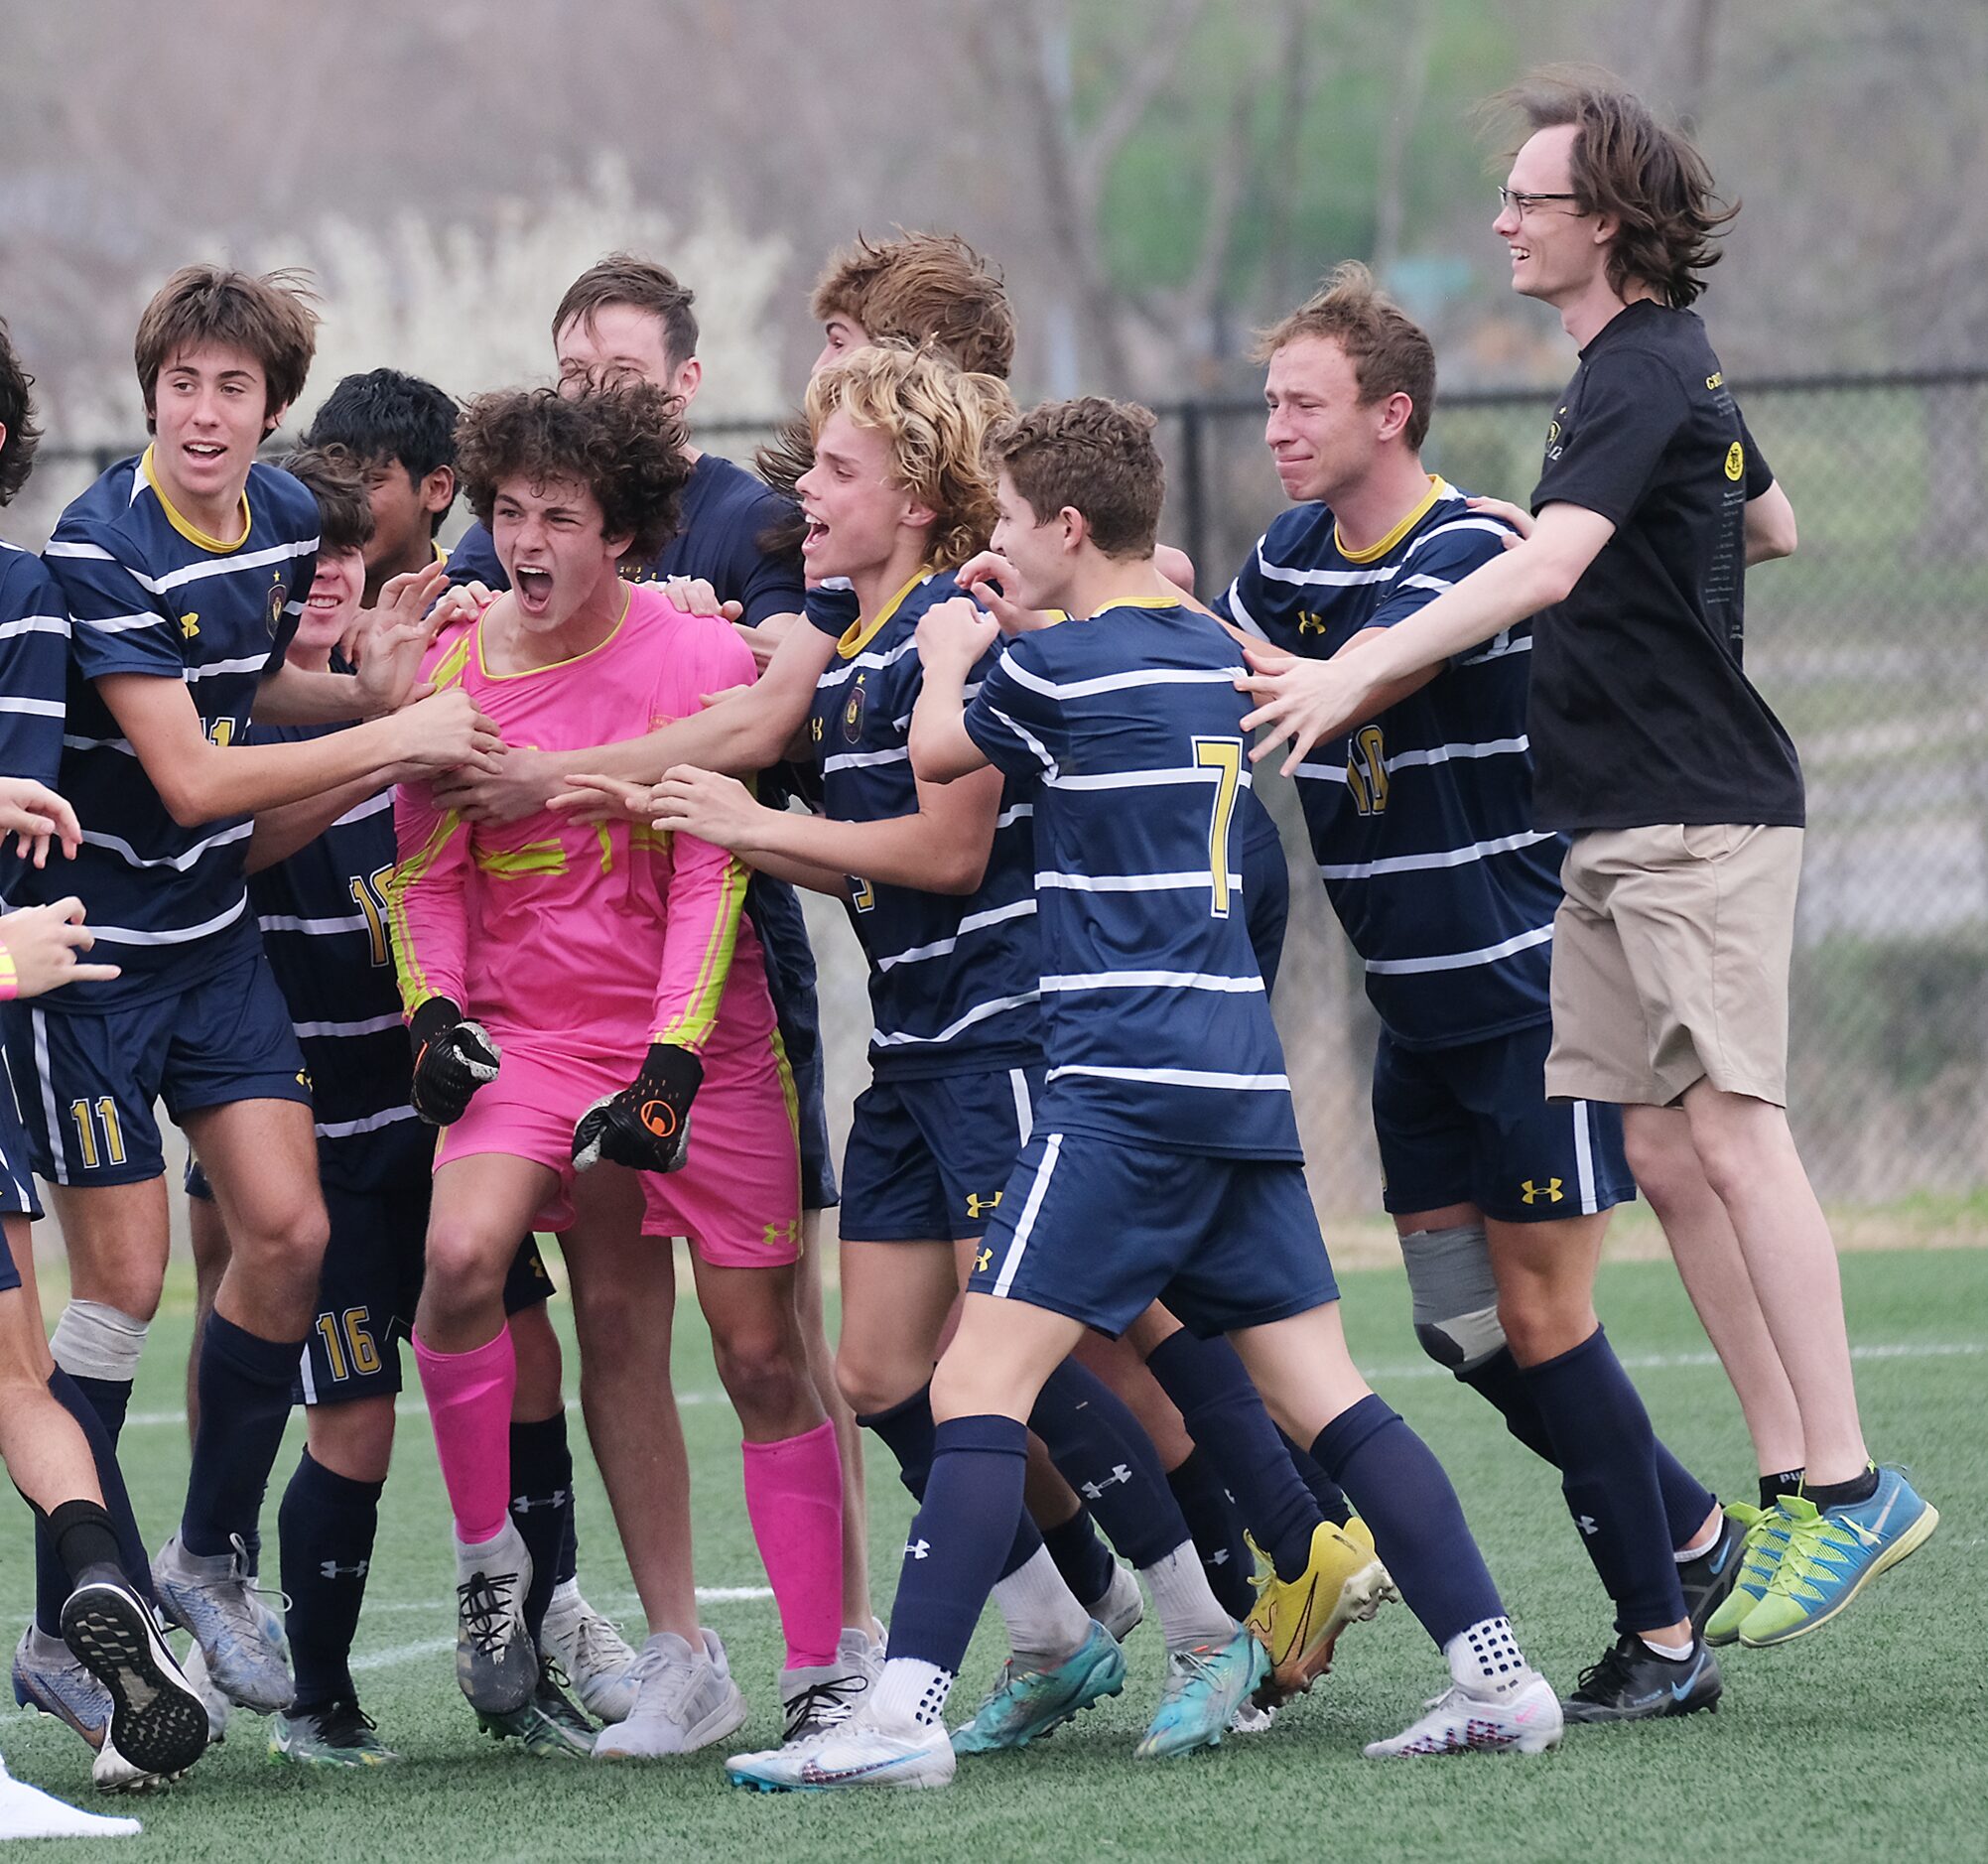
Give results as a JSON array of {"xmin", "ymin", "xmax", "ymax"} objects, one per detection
[
  {"xmin": 1724, "ymin": 442, "xmax": 1745, "ymax": 481},
  {"xmin": 842, "ymin": 672, "xmax": 866, "ymax": 744}
]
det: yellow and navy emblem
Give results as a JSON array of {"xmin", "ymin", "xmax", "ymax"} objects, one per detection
[
  {"xmin": 965, "ymin": 1190, "xmax": 1002, "ymax": 1221},
  {"xmin": 180, "ymin": 610, "xmax": 199, "ymax": 639},
  {"xmin": 1520, "ymin": 1177, "xmax": 1564, "ymax": 1206},
  {"xmin": 974, "ymin": 1246, "xmax": 994, "ymax": 1273},
  {"xmin": 841, "ymin": 672, "xmax": 867, "ymax": 744},
  {"xmin": 1296, "ymin": 608, "xmax": 1329, "ymax": 636},
  {"xmin": 266, "ymin": 572, "xmax": 289, "ymax": 636},
  {"xmin": 1723, "ymin": 441, "xmax": 1745, "ymax": 482}
]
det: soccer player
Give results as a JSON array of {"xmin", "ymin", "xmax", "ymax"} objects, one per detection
[
  {"xmin": 392, "ymin": 382, "xmax": 842, "ymax": 1761},
  {"xmin": 1214, "ymin": 262, "xmax": 1736, "ymax": 1719},
  {"xmin": 1241, "ymin": 70, "xmax": 1937, "ymax": 1645},
  {"xmin": 430, "ymin": 259, "xmax": 870, "ymax": 1677},
  {"xmin": 725, "ymin": 397, "xmax": 1562, "ymax": 1791},
  {"xmin": 305, "ymin": 368, "xmax": 460, "ymax": 601},
  {"xmin": 5, "ymin": 265, "xmax": 496, "ymax": 1722},
  {"xmin": 0, "ymin": 317, "xmax": 209, "ymax": 1804}
]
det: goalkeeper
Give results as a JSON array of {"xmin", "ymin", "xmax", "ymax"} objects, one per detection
[{"xmin": 388, "ymin": 384, "xmax": 836, "ymax": 1751}]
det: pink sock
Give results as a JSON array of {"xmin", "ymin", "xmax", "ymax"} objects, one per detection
[
  {"xmin": 413, "ymin": 1328, "xmax": 517, "ymax": 1544},
  {"xmin": 741, "ymin": 1419, "xmax": 844, "ymax": 1670}
]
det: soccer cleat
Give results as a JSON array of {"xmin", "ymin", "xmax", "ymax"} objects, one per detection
[
  {"xmin": 540, "ymin": 1580, "xmax": 639, "ymax": 1724},
  {"xmin": 269, "ymin": 1699, "xmax": 399, "ymax": 1767},
  {"xmin": 950, "ymin": 1619, "xmax": 1126, "ymax": 1755},
  {"xmin": 592, "ymin": 1630, "xmax": 747, "ymax": 1759},
  {"xmin": 781, "ymin": 1626, "xmax": 884, "ymax": 1744},
  {"xmin": 13, "ymin": 1622, "xmax": 110, "ymax": 1750},
  {"xmin": 1675, "ymin": 1510, "xmax": 1749, "ymax": 1638},
  {"xmin": 1363, "ymin": 1673, "xmax": 1564, "ymax": 1758},
  {"xmin": 61, "ymin": 1579, "xmax": 209, "ymax": 1788},
  {"xmin": 1560, "ymin": 1635, "xmax": 1722, "ymax": 1723},
  {"xmin": 1246, "ymin": 1519, "xmax": 1393, "ymax": 1703},
  {"xmin": 1087, "ymin": 1560, "xmax": 1144, "ymax": 1644},
  {"xmin": 1230, "ymin": 1698, "xmax": 1276, "ymax": 1735},
  {"xmin": 727, "ymin": 1715, "xmax": 956, "ymax": 1793},
  {"xmin": 1738, "ymin": 1470, "xmax": 1938, "ymax": 1648},
  {"xmin": 181, "ymin": 1642, "xmax": 229, "ymax": 1744},
  {"xmin": 452, "ymin": 1522, "xmax": 535, "ymax": 1716},
  {"xmin": 0, "ymin": 1757, "xmax": 142, "ymax": 1840},
  {"xmin": 1135, "ymin": 1627, "xmax": 1268, "ymax": 1760},
  {"xmin": 1704, "ymin": 1502, "xmax": 1792, "ymax": 1647},
  {"xmin": 151, "ymin": 1533, "xmax": 292, "ymax": 1714},
  {"xmin": 478, "ymin": 1659, "xmax": 595, "ymax": 1758}
]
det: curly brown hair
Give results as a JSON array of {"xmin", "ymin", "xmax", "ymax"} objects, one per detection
[
  {"xmin": 994, "ymin": 398, "xmax": 1164, "ymax": 561},
  {"xmin": 0, "ymin": 319, "xmax": 43, "ymax": 508},
  {"xmin": 811, "ymin": 232, "xmax": 1015, "ymax": 379},
  {"xmin": 134, "ymin": 265, "xmax": 319, "ymax": 432},
  {"xmin": 804, "ymin": 345, "xmax": 1012, "ymax": 573},
  {"xmin": 1498, "ymin": 66, "xmax": 1738, "ymax": 308},
  {"xmin": 455, "ymin": 383, "xmax": 693, "ymax": 566},
  {"xmin": 279, "ymin": 443, "xmax": 375, "ymax": 557}
]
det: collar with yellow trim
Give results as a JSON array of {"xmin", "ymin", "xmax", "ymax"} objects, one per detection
[
  {"xmin": 838, "ymin": 567, "xmax": 935, "ymax": 660},
  {"xmin": 1334, "ymin": 475, "xmax": 1448, "ymax": 566},
  {"xmin": 141, "ymin": 444, "xmax": 253, "ymax": 553}
]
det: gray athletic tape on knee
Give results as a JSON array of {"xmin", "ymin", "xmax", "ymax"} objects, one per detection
[
  {"xmin": 50, "ymin": 1301, "xmax": 149, "ymax": 1383},
  {"xmin": 1399, "ymin": 1224, "xmax": 1506, "ymax": 1374}
]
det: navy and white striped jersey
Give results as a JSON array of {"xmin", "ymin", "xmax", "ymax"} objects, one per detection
[
  {"xmin": 30, "ymin": 451, "xmax": 317, "ymax": 1006},
  {"xmin": 1216, "ymin": 478, "xmax": 1560, "ymax": 1049},
  {"xmin": 0, "ymin": 541, "xmax": 71, "ymax": 909},
  {"xmin": 809, "ymin": 568, "xmax": 1041, "ymax": 1080},
  {"xmin": 247, "ymin": 717, "xmax": 426, "ymax": 1193},
  {"xmin": 965, "ymin": 599, "xmax": 1301, "ymax": 1161}
]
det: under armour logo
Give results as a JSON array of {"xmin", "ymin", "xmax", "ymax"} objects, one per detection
[
  {"xmin": 509, "ymin": 1489, "xmax": 571, "ymax": 1514},
  {"xmin": 966, "ymin": 1191, "xmax": 1002, "ymax": 1220},
  {"xmin": 904, "ymin": 1538, "xmax": 931, "ymax": 1560},
  {"xmin": 1080, "ymin": 1465, "xmax": 1132, "ymax": 1500},
  {"xmin": 1575, "ymin": 1515, "xmax": 1598, "ymax": 1536},
  {"xmin": 320, "ymin": 1559, "xmax": 369, "ymax": 1579},
  {"xmin": 180, "ymin": 611, "xmax": 199, "ymax": 638},
  {"xmin": 974, "ymin": 1247, "xmax": 993, "ymax": 1273},
  {"xmin": 1520, "ymin": 1177, "xmax": 1564, "ymax": 1205},
  {"xmin": 1296, "ymin": 609, "xmax": 1328, "ymax": 636},
  {"xmin": 763, "ymin": 1219, "xmax": 799, "ymax": 1248},
  {"xmin": 1208, "ymin": 1548, "xmax": 1230, "ymax": 1566}
]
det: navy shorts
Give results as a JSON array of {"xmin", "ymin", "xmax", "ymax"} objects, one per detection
[
  {"xmin": 1240, "ymin": 791, "xmax": 1289, "ymax": 995},
  {"xmin": 185, "ymin": 1154, "xmax": 553, "ymax": 1405},
  {"xmin": 840, "ymin": 1063, "xmax": 1045, "ymax": 1243},
  {"xmin": 8, "ymin": 957, "xmax": 309, "ymax": 1187},
  {"xmin": 970, "ymin": 1132, "xmax": 1338, "ymax": 1338},
  {"xmin": 746, "ymin": 876, "xmax": 838, "ymax": 1212},
  {"xmin": 1373, "ymin": 1020, "xmax": 1636, "ymax": 1224},
  {"xmin": 0, "ymin": 1034, "xmax": 46, "ymax": 1227}
]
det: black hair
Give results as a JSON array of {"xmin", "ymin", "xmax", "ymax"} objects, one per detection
[{"xmin": 306, "ymin": 368, "xmax": 461, "ymax": 532}]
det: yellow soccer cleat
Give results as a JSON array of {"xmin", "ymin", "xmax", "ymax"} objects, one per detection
[{"xmin": 1246, "ymin": 1519, "xmax": 1394, "ymax": 1704}]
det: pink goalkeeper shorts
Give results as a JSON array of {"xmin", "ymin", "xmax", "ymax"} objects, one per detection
[{"xmin": 434, "ymin": 1037, "xmax": 802, "ymax": 1267}]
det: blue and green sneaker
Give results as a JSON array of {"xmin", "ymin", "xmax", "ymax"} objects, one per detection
[
  {"xmin": 1704, "ymin": 1502, "xmax": 1792, "ymax": 1647},
  {"xmin": 1738, "ymin": 1468, "xmax": 1937, "ymax": 1648}
]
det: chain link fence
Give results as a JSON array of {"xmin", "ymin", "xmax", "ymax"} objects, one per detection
[{"xmin": 20, "ymin": 369, "xmax": 1987, "ymax": 1222}]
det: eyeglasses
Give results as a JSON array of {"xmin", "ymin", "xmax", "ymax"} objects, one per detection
[{"xmin": 1497, "ymin": 187, "xmax": 1584, "ymax": 218}]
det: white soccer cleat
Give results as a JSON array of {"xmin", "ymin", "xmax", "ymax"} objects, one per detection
[
  {"xmin": 180, "ymin": 1641, "xmax": 230, "ymax": 1744},
  {"xmin": 727, "ymin": 1714, "xmax": 957, "ymax": 1793},
  {"xmin": 1363, "ymin": 1673, "xmax": 1563, "ymax": 1758},
  {"xmin": 592, "ymin": 1630, "xmax": 746, "ymax": 1759},
  {"xmin": 540, "ymin": 1579, "xmax": 639, "ymax": 1724},
  {"xmin": 780, "ymin": 1624, "xmax": 885, "ymax": 1744},
  {"xmin": 0, "ymin": 1755, "xmax": 142, "ymax": 1838},
  {"xmin": 452, "ymin": 1523, "xmax": 535, "ymax": 1716}
]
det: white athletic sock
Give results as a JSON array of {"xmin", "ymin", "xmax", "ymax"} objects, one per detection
[
  {"xmin": 1638, "ymin": 1634, "xmax": 1694, "ymax": 1662},
  {"xmin": 869, "ymin": 1657, "xmax": 951, "ymax": 1730},
  {"xmin": 1141, "ymin": 1540, "xmax": 1235, "ymax": 1654},
  {"xmin": 1444, "ymin": 1615, "xmax": 1531, "ymax": 1699},
  {"xmin": 990, "ymin": 1546, "xmax": 1092, "ymax": 1668}
]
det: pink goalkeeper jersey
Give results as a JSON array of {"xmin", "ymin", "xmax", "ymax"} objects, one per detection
[{"xmin": 389, "ymin": 583, "xmax": 767, "ymax": 1058}]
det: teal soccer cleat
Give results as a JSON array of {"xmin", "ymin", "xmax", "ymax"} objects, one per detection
[
  {"xmin": 1135, "ymin": 1628, "xmax": 1267, "ymax": 1760},
  {"xmin": 950, "ymin": 1620, "xmax": 1126, "ymax": 1754}
]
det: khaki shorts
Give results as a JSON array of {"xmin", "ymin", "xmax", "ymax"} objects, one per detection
[{"xmin": 1545, "ymin": 824, "xmax": 1802, "ymax": 1108}]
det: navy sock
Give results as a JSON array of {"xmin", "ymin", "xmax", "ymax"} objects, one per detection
[
  {"xmin": 556, "ymin": 1502, "xmax": 579, "ymax": 1588},
  {"xmin": 1143, "ymin": 1330, "xmax": 1320, "ymax": 1577},
  {"xmin": 279, "ymin": 1450, "xmax": 382, "ymax": 1710},
  {"xmin": 1312, "ymin": 1395, "xmax": 1503, "ymax": 1650},
  {"xmin": 887, "ymin": 1415, "xmax": 1029, "ymax": 1674},
  {"xmin": 1521, "ymin": 1326, "xmax": 1686, "ymax": 1635},
  {"xmin": 1654, "ymin": 1445, "xmax": 1718, "ymax": 1549},
  {"xmin": 1760, "ymin": 1468, "xmax": 1804, "ymax": 1512},
  {"xmin": 1165, "ymin": 1447, "xmax": 1254, "ymax": 1618},
  {"xmin": 1274, "ymin": 1427, "xmax": 1352, "ymax": 1527},
  {"xmin": 33, "ymin": 1370, "xmax": 153, "ymax": 1638},
  {"xmin": 67, "ymin": 1374, "xmax": 133, "ymax": 1447},
  {"xmin": 1041, "ymin": 1504, "xmax": 1118, "ymax": 1610},
  {"xmin": 861, "ymin": 1384, "xmax": 1039, "ymax": 1582},
  {"xmin": 182, "ymin": 1314, "xmax": 302, "ymax": 1559},
  {"xmin": 509, "ymin": 1415, "xmax": 573, "ymax": 1648},
  {"xmin": 1028, "ymin": 1360, "xmax": 1185, "ymax": 1570}
]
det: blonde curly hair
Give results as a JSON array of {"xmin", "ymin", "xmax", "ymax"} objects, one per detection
[{"xmin": 804, "ymin": 343, "xmax": 1013, "ymax": 572}]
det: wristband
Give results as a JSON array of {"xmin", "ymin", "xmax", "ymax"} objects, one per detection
[{"xmin": 0, "ymin": 938, "xmax": 17, "ymax": 1002}]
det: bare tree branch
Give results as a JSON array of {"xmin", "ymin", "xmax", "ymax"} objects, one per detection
[{"xmin": 1071, "ymin": 0, "xmax": 1207, "ymax": 217}]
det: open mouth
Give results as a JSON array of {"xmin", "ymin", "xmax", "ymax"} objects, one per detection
[
  {"xmin": 185, "ymin": 442, "xmax": 227, "ymax": 463},
  {"xmin": 514, "ymin": 565, "xmax": 554, "ymax": 615},
  {"xmin": 800, "ymin": 515, "xmax": 830, "ymax": 556}
]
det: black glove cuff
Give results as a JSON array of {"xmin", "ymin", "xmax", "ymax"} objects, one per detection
[
  {"xmin": 409, "ymin": 998, "xmax": 464, "ymax": 1050},
  {"xmin": 641, "ymin": 1042, "xmax": 705, "ymax": 1099}
]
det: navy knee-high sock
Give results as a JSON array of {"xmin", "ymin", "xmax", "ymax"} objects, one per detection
[
  {"xmin": 1274, "ymin": 1427, "xmax": 1353, "ymax": 1527},
  {"xmin": 887, "ymin": 1415, "xmax": 1030, "ymax": 1674},
  {"xmin": 1142, "ymin": 1331, "xmax": 1319, "ymax": 1579},
  {"xmin": 182, "ymin": 1314, "xmax": 302, "ymax": 1558},
  {"xmin": 1521, "ymin": 1327, "xmax": 1687, "ymax": 1635},
  {"xmin": 861, "ymin": 1384, "xmax": 1040, "ymax": 1581},
  {"xmin": 1041, "ymin": 1504, "xmax": 1118, "ymax": 1609},
  {"xmin": 279, "ymin": 1450, "xmax": 382, "ymax": 1710},
  {"xmin": 556, "ymin": 1508, "xmax": 579, "ymax": 1588},
  {"xmin": 1028, "ymin": 1360, "xmax": 1186, "ymax": 1570},
  {"xmin": 1311, "ymin": 1395, "xmax": 1503, "ymax": 1650},
  {"xmin": 33, "ymin": 1369, "xmax": 154, "ymax": 1638},
  {"xmin": 67, "ymin": 1374, "xmax": 132, "ymax": 1446},
  {"xmin": 1462, "ymin": 1345, "xmax": 1715, "ymax": 1550},
  {"xmin": 1164, "ymin": 1448, "xmax": 1254, "ymax": 1618},
  {"xmin": 508, "ymin": 1415, "xmax": 573, "ymax": 1648}
]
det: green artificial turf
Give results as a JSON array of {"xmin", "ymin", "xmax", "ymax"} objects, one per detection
[{"xmin": 3, "ymin": 1249, "xmax": 1980, "ymax": 1863}]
